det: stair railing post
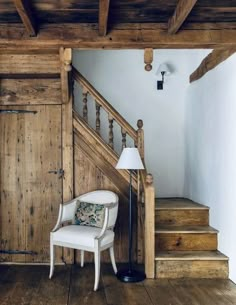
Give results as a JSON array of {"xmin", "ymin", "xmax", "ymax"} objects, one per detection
[
  {"xmin": 137, "ymin": 119, "xmax": 144, "ymax": 159},
  {"xmin": 95, "ymin": 102, "xmax": 101, "ymax": 135},
  {"xmin": 108, "ymin": 113, "xmax": 114, "ymax": 149},
  {"xmin": 121, "ymin": 127, "xmax": 127, "ymax": 149},
  {"xmin": 82, "ymin": 89, "xmax": 88, "ymax": 122}
]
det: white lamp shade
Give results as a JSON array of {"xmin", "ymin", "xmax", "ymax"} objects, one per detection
[
  {"xmin": 116, "ymin": 148, "xmax": 144, "ymax": 170},
  {"xmin": 155, "ymin": 63, "xmax": 171, "ymax": 76}
]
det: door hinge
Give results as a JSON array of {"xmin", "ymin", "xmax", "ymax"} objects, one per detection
[
  {"xmin": 48, "ymin": 168, "xmax": 64, "ymax": 179},
  {"xmin": 0, "ymin": 109, "xmax": 37, "ymax": 114}
]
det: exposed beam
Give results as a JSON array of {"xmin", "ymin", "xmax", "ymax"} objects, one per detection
[
  {"xmin": 14, "ymin": 0, "xmax": 36, "ymax": 36},
  {"xmin": 168, "ymin": 0, "xmax": 198, "ymax": 34},
  {"xmin": 190, "ymin": 49, "xmax": 236, "ymax": 83},
  {"xmin": 0, "ymin": 23, "xmax": 236, "ymax": 50},
  {"xmin": 99, "ymin": 0, "xmax": 110, "ymax": 36}
]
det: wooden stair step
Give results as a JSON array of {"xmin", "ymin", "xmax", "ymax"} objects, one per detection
[
  {"xmin": 156, "ymin": 198, "xmax": 209, "ymax": 226},
  {"xmin": 155, "ymin": 251, "xmax": 228, "ymax": 279},
  {"xmin": 156, "ymin": 198, "xmax": 209, "ymax": 210},
  {"xmin": 155, "ymin": 250, "xmax": 228, "ymax": 261},
  {"xmin": 156, "ymin": 225, "xmax": 218, "ymax": 234},
  {"xmin": 155, "ymin": 226, "xmax": 218, "ymax": 251}
]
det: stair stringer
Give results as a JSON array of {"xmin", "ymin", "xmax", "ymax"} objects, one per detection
[{"xmin": 73, "ymin": 113, "xmax": 139, "ymax": 263}]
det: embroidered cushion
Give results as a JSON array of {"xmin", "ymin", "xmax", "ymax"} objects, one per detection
[{"xmin": 74, "ymin": 201, "xmax": 105, "ymax": 228}]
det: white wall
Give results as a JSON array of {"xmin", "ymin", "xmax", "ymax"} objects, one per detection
[
  {"xmin": 185, "ymin": 53, "xmax": 236, "ymax": 282},
  {"xmin": 73, "ymin": 50, "xmax": 208, "ymax": 197}
]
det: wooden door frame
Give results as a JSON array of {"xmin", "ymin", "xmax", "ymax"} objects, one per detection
[{"xmin": 60, "ymin": 47, "xmax": 74, "ymax": 263}]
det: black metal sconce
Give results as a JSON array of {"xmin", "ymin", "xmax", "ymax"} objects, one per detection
[{"xmin": 156, "ymin": 64, "xmax": 171, "ymax": 90}]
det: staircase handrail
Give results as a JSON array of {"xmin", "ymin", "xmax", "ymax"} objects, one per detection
[{"xmin": 72, "ymin": 67, "xmax": 137, "ymax": 142}]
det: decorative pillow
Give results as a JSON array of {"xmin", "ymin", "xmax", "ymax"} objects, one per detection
[{"xmin": 74, "ymin": 201, "xmax": 105, "ymax": 228}]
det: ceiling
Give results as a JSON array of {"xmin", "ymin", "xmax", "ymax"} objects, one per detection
[{"xmin": 0, "ymin": 0, "xmax": 235, "ymax": 27}]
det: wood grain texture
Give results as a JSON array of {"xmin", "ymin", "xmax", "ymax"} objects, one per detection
[
  {"xmin": 0, "ymin": 53, "xmax": 60, "ymax": 75},
  {"xmin": 74, "ymin": 131, "xmax": 129, "ymax": 199},
  {"xmin": 0, "ymin": 78, "xmax": 61, "ymax": 105},
  {"xmin": 156, "ymin": 250, "xmax": 228, "ymax": 261},
  {"xmin": 0, "ymin": 105, "xmax": 63, "ymax": 263},
  {"xmin": 61, "ymin": 86, "xmax": 74, "ymax": 263},
  {"xmin": 190, "ymin": 48, "xmax": 236, "ymax": 83},
  {"xmin": 99, "ymin": 0, "xmax": 110, "ymax": 36},
  {"xmin": 1, "ymin": 265, "xmax": 236, "ymax": 305},
  {"xmin": 102, "ymin": 265, "xmax": 152, "ymax": 305},
  {"xmin": 156, "ymin": 232, "xmax": 217, "ymax": 251},
  {"xmin": 156, "ymin": 209, "xmax": 209, "ymax": 226},
  {"xmin": 14, "ymin": 0, "xmax": 37, "ymax": 36},
  {"xmin": 144, "ymin": 175, "xmax": 155, "ymax": 278},
  {"xmin": 156, "ymin": 198, "xmax": 209, "ymax": 210},
  {"xmin": 0, "ymin": 23, "xmax": 236, "ymax": 49},
  {"xmin": 73, "ymin": 112, "xmax": 136, "ymax": 190},
  {"xmin": 156, "ymin": 260, "xmax": 228, "ymax": 279},
  {"xmin": 69, "ymin": 265, "xmax": 107, "ymax": 304},
  {"xmin": 60, "ymin": 47, "xmax": 72, "ymax": 104},
  {"xmin": 74, "ymin": 145, "xmax": 132, "ymax": 263},
  {"xmin": 1, "ymin": 0, "xmax": 236, "ymax": 25},
  {"xmin": 168, "ymin": 0, "xmax": 198, "ymax": 34}
]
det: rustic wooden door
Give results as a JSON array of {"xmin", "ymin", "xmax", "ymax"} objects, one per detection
[{"xmin": 0, "ymin": 105, "xmax": 63, "ymax": 263}]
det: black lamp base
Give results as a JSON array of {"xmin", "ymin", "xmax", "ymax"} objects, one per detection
[{"xmin": 117, "ymin": 269, "xmax": 146, "ymax": 283}]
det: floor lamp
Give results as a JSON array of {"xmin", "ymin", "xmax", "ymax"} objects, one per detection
[{"xmin": 116, "ymin": 147, "xmax": 146, "ymax": 282}]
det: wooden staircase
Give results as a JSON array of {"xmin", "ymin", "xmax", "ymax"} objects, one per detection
[
  {"xmin": 71, "ymin": 66, "xmax": 228, "ymax": 280},
  {"xmin": 155, "ymin": 198, "xmax": 228, "ymax": 278}
]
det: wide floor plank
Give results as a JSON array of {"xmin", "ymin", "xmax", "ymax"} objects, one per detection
[
  {"xmin": 102, "ymin": 265, "xmax": 153, "ymax": 305},
  {"xmin": 69, "ymin": 264, "xmax": 107, "ymax": 305},
  {"xmin": 0, "ymin": 264, "xmax": 236, "ymax": 305}
]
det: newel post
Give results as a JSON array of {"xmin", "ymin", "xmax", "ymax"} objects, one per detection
[
  {"xmin": 145, "ymin": 173, "xmax": 155, "ymax": 278},
  {"xmin": 60, "ymin": 47, "xmax": 72, "ymax": 104}
]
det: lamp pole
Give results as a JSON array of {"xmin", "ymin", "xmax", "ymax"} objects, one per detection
[
  {"xmin": 128, "ymin": 169, "xmax": 133, "ymax": 273},
  {"xmin": 116, "ymin": 147, "xmax": 146, "ymax": 283}
]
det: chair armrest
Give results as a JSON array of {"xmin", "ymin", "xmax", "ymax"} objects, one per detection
[
  {"xmin": 95, "ymin": 202, "xmax": 118, "ymax": 240},
  {"xmin": 95, "ymin": 207, "xmax": 109, "ymax": 240},
  {"xmin": 52, "ymin": 198, "xmax": 78, "ymax": 232}
]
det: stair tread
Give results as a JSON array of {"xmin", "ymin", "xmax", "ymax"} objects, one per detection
[
  {"xmin": 156, "ymin": 198, "xmax": 209, "ymax": 210},
  {"xmin": 155, "ymin": 225, "xmax": 218, "ymax": 233},
  {"xmin": 155, "ymin": 250, "xmax": 228, "ymax": 261}
]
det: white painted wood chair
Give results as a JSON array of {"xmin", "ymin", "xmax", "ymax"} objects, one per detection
[{"xmin": 49, "ymin": 190, "xmax": 119, "ymax": 291}]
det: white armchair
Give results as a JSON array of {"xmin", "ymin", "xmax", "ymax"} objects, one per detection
[{"xmin": 49, "ymin": 190, "xmax": 119, "ymax": 291}]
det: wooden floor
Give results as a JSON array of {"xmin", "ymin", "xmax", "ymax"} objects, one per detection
[{"xmin": 1, "ymin": 264, "xmax": 236, "ymax": 305}]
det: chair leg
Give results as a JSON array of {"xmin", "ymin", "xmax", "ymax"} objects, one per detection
[
  {"xmin": 81, "ymin": 250, "xmax": 84, "ymax": 267},
  {"xmin": 49, "ymin": 239, "xmax": 55, "ymax": 279},
  {"xmin": 109, "ymin": 246, "xmax": 117, "ymax": 274},
  {"xmin": 94, "ymin": 249, "xmax": 101, "ymax": 291}
]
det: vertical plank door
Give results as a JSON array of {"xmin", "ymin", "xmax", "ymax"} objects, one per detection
[{"xmin": 0, "ymin": 105, "xmax": 63, "ymax": 263}]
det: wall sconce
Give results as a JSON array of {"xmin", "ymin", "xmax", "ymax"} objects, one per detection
[{"xmin": 155, "ymin": 63, "xmax": 171, "ymax": 90}]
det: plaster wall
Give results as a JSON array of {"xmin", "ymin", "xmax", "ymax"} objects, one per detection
[
  {"xmin": 185, "ymin": 53, "xmax": 236, "ymax": 282},
  {"xmin": 73, "ymin": 49, "xmax": 208, "ymax": 197}
]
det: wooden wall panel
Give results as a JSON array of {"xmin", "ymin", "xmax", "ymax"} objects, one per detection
[
  {"xmin": 0, "ymin": 54, "xmax": 60, "ymax": 75},
  {"xmin": 74, "ymin": 145, "xmax": 136, "ymax": 263},
  {"xmin": 0, "ymin": 78, "xmax": 62, "ymax": 105},
  {"xmin": 0, "ymin": 105, "xmax": 63, "ymax": 263}
]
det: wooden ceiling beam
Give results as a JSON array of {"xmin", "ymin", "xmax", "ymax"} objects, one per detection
[
  {"xmin": 168, "ymin": 0, "xmax": 198, "ymax": 34},
  {"xmin": 14, "ymin": 0, "xmax": 36, "ymax": 36},
  {"xmin": 190, "ymin": 49, "xmax": 236, "ymax": 83},
  {"xmin": 99, "ymin": 0, "xmax": 110, "ymax": 36},
  {"xmin": 0, "ymin": 23, "xmax": 235, "ymax": 50}
]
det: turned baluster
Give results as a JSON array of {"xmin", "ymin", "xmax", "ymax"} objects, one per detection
[
  {"xmin": 95, "ymin": 103, "xmax": 101, "ymax": 134},
  {"xmin": 137, "ymin": 119, "xmax": 144, "ymax": 159},
  {"xmin": 82, "ymin": 89, "xmax": 88, "ymax": 122},
  {"xmin": 108, "ymin": 114, "xmax": 114, "ymax": 149},
  {"xmin": 121, "ymin": 128, "xmax": 127, "ymax": 149}
]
